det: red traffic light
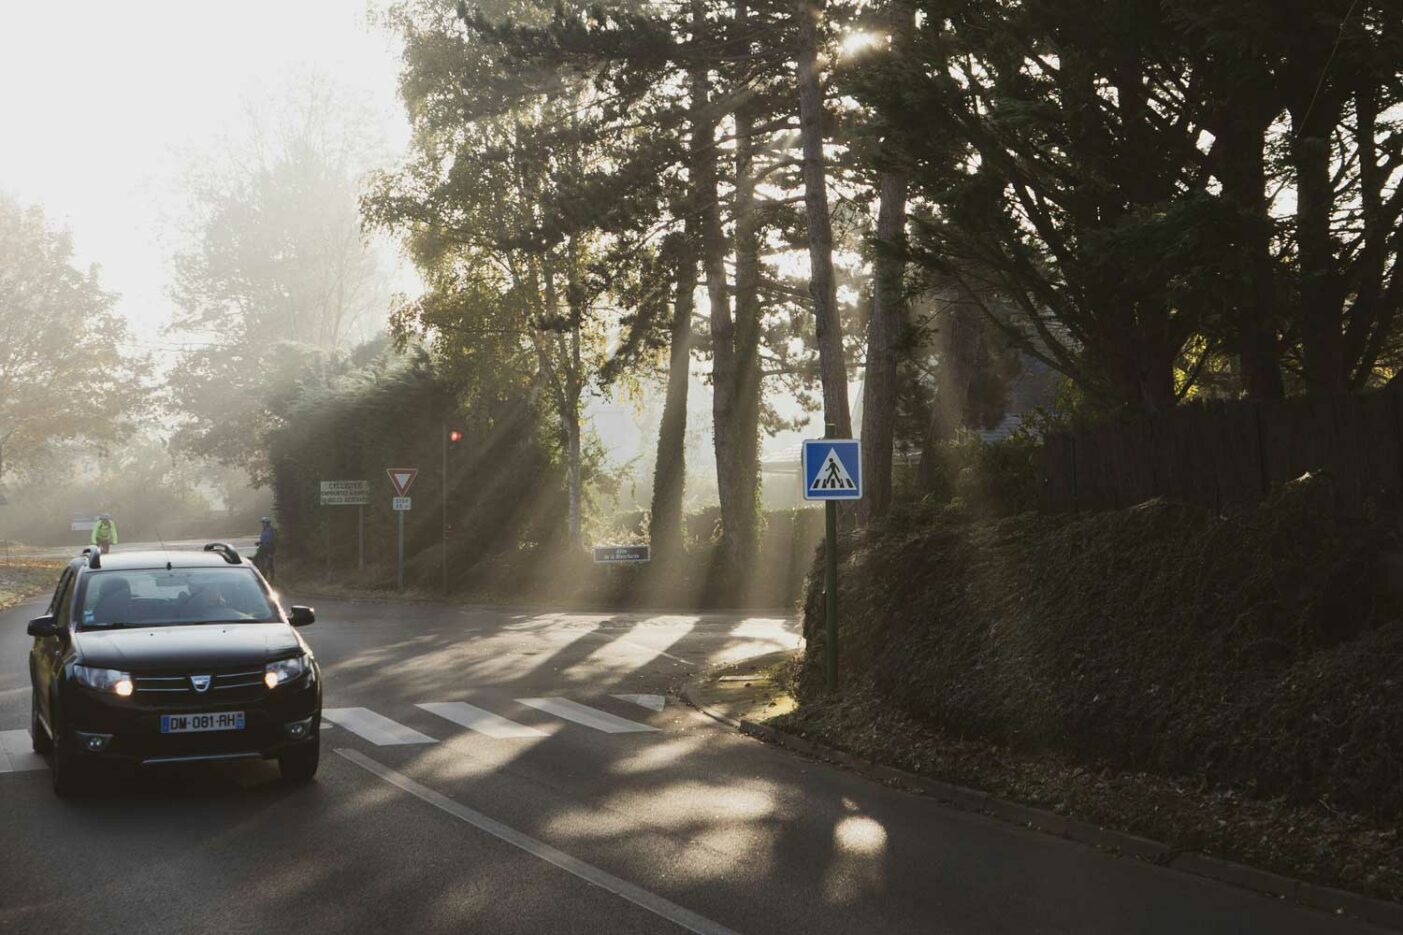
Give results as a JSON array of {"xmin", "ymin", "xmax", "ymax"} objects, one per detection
[{"xmin": 448, "ymin": 429, "xmax": 463, "ymax": 443}]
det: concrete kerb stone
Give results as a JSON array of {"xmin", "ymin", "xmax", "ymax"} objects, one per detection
[
  {"xmin": 1297, "ymin": 883, "xmax": 1403, "ymax": 931},
  {"xmin": 677, "ymin": 671, "xmax": 1403, "ymax": 932},
  {"xmin": 1170, "ymin": 852, "xmax": 1301, "ymax": 901}
]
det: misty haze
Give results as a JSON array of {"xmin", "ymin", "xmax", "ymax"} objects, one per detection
[{"xmin": 1, "ymin": 2, "xmax": 1401, "ymax": 934}]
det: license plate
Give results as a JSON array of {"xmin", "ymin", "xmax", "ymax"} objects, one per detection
[{"xmin": 161, "ymin": 712, "xmax": 245, "ymax": 734}]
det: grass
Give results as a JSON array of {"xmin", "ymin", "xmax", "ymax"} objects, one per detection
[{"xmin": 0, "ymin": 560, "xmax": 60, "ymax": 613}]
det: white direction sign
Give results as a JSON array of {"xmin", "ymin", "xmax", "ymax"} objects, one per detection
[
  {"xmin": 392, "ymin": 497, "xmax": 412, "ymax": 512},
  {"xmin": 593, "ymin": 545, "xmax": 650, "ymax": 564},
  {"xmin": 320, "ymin": 480, "xmax": 369, "ymax": 506},
  {"xmin": 386, "ymin": 468, "xmax": 419, "ymax": 497}
]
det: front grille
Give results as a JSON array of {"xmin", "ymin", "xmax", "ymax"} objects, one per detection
[{"xmin": 133, "ymin": 667, "xmax": 266, "ymax": 695}]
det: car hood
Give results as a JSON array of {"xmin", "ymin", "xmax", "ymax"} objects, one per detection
[{"xmin": 73, "ymin": 623, "xmax": 302, "ymax": 671}]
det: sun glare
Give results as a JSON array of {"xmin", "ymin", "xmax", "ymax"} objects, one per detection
[{"xmin": 839, "ymin": 31, "xmax": 882, "ymax": 57}]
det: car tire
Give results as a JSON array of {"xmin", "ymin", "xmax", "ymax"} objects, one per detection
[
  {"xmin": 50, "ymin": 726, "xmax": 87, "ymax": 798},
  {"xmin": 278, "ymin": 742, "xmax": 319, "ymax": 783},
  {"xmin": 30, "ymin": 694, "xmax": 52, "ymax": 754}
]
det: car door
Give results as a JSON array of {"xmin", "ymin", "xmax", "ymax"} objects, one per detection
[{"xmin": 33, "ymin": 566, "xmax": 76, "ymax": 724}]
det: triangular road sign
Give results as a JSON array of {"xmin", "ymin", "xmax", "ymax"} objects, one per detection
[
  {"xmin": 808, "ymin": 447, "xmax": 857, "ymax": 494},
  {"xmin": 386, "ymin": 467, "xmax": 419, "ymax": 496}
]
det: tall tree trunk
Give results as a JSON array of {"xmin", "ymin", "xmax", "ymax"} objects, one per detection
[
  {"xmin": 917, "ymin": 298, "xmax": 977, "ymax": 489},
  {"xmin": 650, "ymin": 234, "xmax": 696, "ymax": 565},
  {"xmin": 564, "ymin": 237, "xmax": 585, "ymax": 551},
  {"xmin": 796, "ymin": 0, "xmax": 852, "ymax": 436},
  {"xmin": 1344, "ymin": 83, "xmax": 1391, "ymax": 386},
  {"xmin": 730, "ymin": 0, "xmax": 764, "ymax": 569},
  {"xmin": 859, "ymin": 0, "xmax": 914, "ymax": 523},
  {"xmin": 1292, "ymin": 93, "xmax": 1347, "ymax": 395},
  {"xmin": 689, "ymin": 0, "xmax": 746, "ymax": 578},
  {"xmin": 1217, "ymin": 111, "xmax": 1285, "ymax": 400}
]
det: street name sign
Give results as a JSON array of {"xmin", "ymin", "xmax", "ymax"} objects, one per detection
[
  {"xmin": 387, "ymin": 468, "xmax": 419, "ymax": 496},
  {"xmin": 320, "ymin": 480, "xmax": 369, "ymax": 506},
  {"xmin": 392, "ymin": 497, "xmax": 412, "ymax": 512},
  {"xmin": 802, "ymin": 438, "xmax": 862, "ymax": 500},
  {"xmin": 593, "ymin": 545, "xmax": 651, "ymax": 564}
]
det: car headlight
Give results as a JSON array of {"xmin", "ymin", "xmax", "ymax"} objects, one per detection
[
  {"xmin": 73, "ymin": 665, "xmax": 134, "ymax": 696},
  {"xmin": 264, "ymin": 654, "xmax": 311, "ymax": 689}
]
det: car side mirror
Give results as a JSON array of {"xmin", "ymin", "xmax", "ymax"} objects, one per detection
[
  {"xmin": 27, "ymin": 614, "xmax": 60, "ymax": 638},
  {"xmin": 288, "ymin": 606, "xmax": 316, "ymax": 627}
]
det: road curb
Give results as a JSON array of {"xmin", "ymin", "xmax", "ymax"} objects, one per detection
[{"xmin": 679, "ymin": 677, "xmax": 1403, "ymax": 932}]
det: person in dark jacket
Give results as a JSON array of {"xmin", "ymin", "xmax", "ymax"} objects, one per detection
[{"xmin": 254, "ymin": 517, "xmax": 277, "ymax": 581}]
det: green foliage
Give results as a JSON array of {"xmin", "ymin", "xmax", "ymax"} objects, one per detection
[
  {"xmin": 0, "ymin": 194, "xmax": 150, "ymax": 476},
  {"xmin": 266, "ymin": 341, "xmax": 570, "ymax": 580},
  {"xmin": 903, "ymin": 430, "xmax": 1040, "ymax": 516},
  {"xmin": 801, "ymin": 473, "xmax": 1403, "ymax": 817}
]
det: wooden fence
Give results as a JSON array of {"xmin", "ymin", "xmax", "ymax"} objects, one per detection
[{"xmin": 1039, "ymin": 384, "xmax": 1403, "ymax": 516}]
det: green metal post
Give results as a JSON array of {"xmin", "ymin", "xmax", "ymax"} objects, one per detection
[
  {"xmin": 397, "ymin": 509, "xmax": 405, "ymax": 591},
  {"xmin": 824, "ymin": 421, "xmax": 839, "ymax": 692}
]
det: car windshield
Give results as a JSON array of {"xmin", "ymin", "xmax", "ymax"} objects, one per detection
[{"xmin": 76, "ymin": 568, "xmax": 278, "ymax": 629}]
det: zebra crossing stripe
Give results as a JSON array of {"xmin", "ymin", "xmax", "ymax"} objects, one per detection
[
  {"xmin": 0, "ymin": 730, "xmax": 45, "ymax": 773},
  {"xmin": 417, "ymin": 702, "xmax": 547, "ymax": 738},
  {"xmin": 517, "ymin": 698, "xmax": 660, "ymax": 734},
  {"xmin": 322, "ymin": 708, "xmax": 437, "ymax": 745},
  {"xmin": 612, "ymin": 694, "xmax": 666, "ymax": 712}
]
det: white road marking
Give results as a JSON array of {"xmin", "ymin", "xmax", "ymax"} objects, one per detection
[
  {"xmin": 0, "ymin": 730, "xmax": 45, "ymax": 773},
  {"xmin": 517, "ymin": 698, "xmax": 660, "ymax": 734},
  {"xmin": 337, "ymin": 749, "xmax": 741, "ymax": 935},
  {"xmin": 417, "ymin": 702, "xmax": 547, "ymax": 739},
  {"xmin": 321, "ymin": 708, "xmax": 436, "ymax": 745},
  {"xmin": 614, "ymin": 638, "xmax": 696, "ymax": 667},
  {"xmin": 612, "ymin": 693, "xmax": 666, "ymax": 712}
]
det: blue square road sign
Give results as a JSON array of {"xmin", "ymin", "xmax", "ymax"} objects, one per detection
[{"xmin": 803, "ymin": 438, "xmax": 862, "ymax": 501}]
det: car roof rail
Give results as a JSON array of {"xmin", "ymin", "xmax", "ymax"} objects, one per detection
[
  {"xmin": 79, "ymin": 547, "xmax": 101, "ymax": 569},
  {"xmin": 202, "ymin": 542, "xmax": 243, "ymax": 564}
]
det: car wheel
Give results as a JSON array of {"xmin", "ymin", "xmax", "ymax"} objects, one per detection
[
  {"xmin": 50, "ymin": 723, "xmax": 87, "ymax": 798},
  {"xmin": 278, "ymin": 741, "xmax": 319, "ymax": 783},
  {"xmin": 30, "ymin": 694, "xmax": 52, "ymax": 754}
]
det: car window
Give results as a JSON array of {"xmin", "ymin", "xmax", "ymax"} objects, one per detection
[
  {"xmin": 75, "ymin": 568, "xmax": 278, "ymax": 629},
  {"xmin": 48, "ymin": 568, "xmax": 75, "ymax": 620}
]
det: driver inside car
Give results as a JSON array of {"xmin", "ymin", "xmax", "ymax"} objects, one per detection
[
  {"xmin": 90, "ymin": 577, "xmax": 133, "ymax": 625},
  {"xmin": 184, "ymin": 581, "xmax": 231, "ymax": 619}
]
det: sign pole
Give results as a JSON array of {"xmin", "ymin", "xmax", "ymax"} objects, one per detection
[
  {"xmin": 397, "ymin": 509, "xmax": 405, "ymax": 591},
  {"xmin": 441, "ymin": 422, "xmax": 448, "ymax": 597},
  {"xmin": 800, "ymin": 431, "xmax": 859, "ymax": 695},
  {"xmin": 824, "ymin": 422, "xmax": 839, "ymax": 693},
  {"xmin": 358, "ymin": 504, "xmax": 364, "ymax": 572},
  {"xmin": 386, "ymin": 468, "xmax": 419, "ymax": 592}
]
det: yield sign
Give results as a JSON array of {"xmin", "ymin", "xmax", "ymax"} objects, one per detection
[{"xmin": 386, "ymin": 467, "xmax": 419, "ymax": 497}]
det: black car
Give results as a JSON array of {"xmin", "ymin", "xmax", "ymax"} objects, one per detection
[{"xmin": 26, "ymin": 543, "xmax": 322, "ymax": 796}]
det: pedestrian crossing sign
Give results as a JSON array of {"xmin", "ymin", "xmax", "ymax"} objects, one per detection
[{"xmin": 803, "ymin": 438, "xmax": 862, "ymax": 501}]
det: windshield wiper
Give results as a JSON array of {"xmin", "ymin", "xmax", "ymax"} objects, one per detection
[{"xmin": 83, "ymin": 622, "xmax": 143, "ymax": 630}]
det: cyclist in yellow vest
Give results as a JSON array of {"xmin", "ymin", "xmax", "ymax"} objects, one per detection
[{"xmin": 91, "ymin": 514, "xmax": 119, "ymax": 554}]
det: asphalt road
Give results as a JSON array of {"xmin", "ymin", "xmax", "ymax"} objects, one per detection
[{"xmin": 0, "ymin": 589, "xmax": 1389, "ymax": 934}]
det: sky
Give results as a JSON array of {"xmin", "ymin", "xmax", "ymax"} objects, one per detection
[{"xmin": 0, "ymin": 0, "xmax": 409, "ymax": 345}]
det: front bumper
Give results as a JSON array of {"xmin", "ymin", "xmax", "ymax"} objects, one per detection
[{"xmin": 57, "ymin": 674, "xmax": 321, "ymax": 765}]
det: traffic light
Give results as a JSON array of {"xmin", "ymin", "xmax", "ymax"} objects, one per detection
[{"xmin": 448, "ymin": 428, "xmax": 463, "ymax": 444}]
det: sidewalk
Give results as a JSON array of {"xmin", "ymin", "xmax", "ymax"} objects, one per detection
[{"xmin": 679, "ymin": 650, "xmax": 798, "ymax": 727}]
